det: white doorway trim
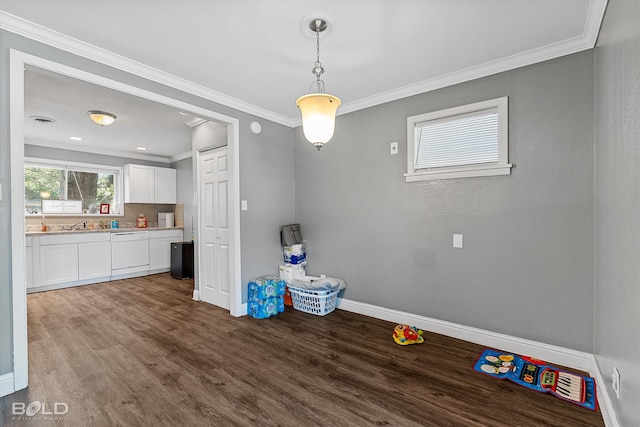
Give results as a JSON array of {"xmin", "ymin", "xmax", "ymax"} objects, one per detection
[
  {"xmin": 8, "ymin": 49, "xmax": 242, "ymax": 394},
  {"xmin": 192, "ymin": 123, "xmax": 242, "ymax": 317}
]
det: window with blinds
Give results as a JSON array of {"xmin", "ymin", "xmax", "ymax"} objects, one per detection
[{"xmin": 405, "ymin": 97, "xmax": 512, "ymax": 181}]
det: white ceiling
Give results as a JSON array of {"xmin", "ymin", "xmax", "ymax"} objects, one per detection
[
  {"xmin": 1, "ymin": 0, "xmax": 607, "ymax": 160},
  {"xmin": 24, "ymin": 67, "xmax": 197, "ymax": 160}
]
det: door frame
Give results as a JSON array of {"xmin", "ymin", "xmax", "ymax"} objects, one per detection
[{"xmin": 9, "ymin": 49, "xmax": 243, "ymax": 394}]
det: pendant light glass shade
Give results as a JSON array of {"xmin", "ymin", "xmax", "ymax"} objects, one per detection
[
  {"xmin": 87, "ymin": 110, "xmax": 116, "ymax": 126},
  {"xmin": 296, "ymin": 93, "xmax": 341, "ymax": 149},
  {"xmin": 296, "ymin": 17, "xmax": 340, "ymax": 150}
]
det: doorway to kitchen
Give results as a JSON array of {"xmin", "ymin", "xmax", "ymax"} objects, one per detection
[{"xmin": 8, "ymin": 49, "xmax": 242, "ymax": 395}]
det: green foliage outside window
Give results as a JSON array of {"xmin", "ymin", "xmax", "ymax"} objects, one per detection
[{"xmin": 25, "ymin": 164, "xmax": 116, "ymax": 215}]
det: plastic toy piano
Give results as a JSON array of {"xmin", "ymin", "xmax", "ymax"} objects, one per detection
[{"xmin": 474, "ymin": 349, "xmax": 598, "ymax": 410}]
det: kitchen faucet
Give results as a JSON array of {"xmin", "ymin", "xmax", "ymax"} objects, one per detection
[{"xmin": 65, "ymin": 221, "xmax": 87, "ymax": 230}]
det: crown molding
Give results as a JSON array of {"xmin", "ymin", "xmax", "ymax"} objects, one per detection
[
  {"xmin": 170, "ymin": 151, "xmax": 193, "ymax": 163},
  {"xmin": 1, "ymin": 0, "xmax": 607, "ymax": 129},
  {"xmin": 335, "ymin": 0, "xmax": 608, "ymax": 118},
  {"xmin": 0, "ymin": 11, "xmax": 296, "ymax": 128},
  {"xmin": 25, "ymin": 139, "xmax": 172, "ymax": 164}
]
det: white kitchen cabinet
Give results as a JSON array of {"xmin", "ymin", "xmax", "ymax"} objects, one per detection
[
  {"xmin": 78, "ymin": 239, "xmax": 111, "ymax": 280},
  {"xmin": 36, "ymin": 232, "xmax": 112, "ymax": 289},
  {"xmin": 124, "ymin": 164, "xmax": 176, "ymax": 204},
  {"xmin": 149, "ymin": 229, "xmax": 183, "ymax": 271},
  {"xmin": 39, "ymin": 243, "xmax": 79, "ymax": 286},
  {"xmin": 155, "ymin": 167, "xmax": 177, "ymax": 204},
  {"xmin": 25, "ymin": 237, "xmax": 33, "ymax": 288}
]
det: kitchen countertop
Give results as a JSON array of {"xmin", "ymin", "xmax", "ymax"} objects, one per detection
[{"xmin": 26, "ymin": 226, "xmax": 184, "ymax": 236}]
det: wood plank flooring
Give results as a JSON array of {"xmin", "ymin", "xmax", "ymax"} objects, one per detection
[{"xmin": 1, "ymin": 273, "xmax": 604, "ymax": 426}]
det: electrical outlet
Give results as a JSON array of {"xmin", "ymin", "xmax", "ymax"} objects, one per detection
[
  {"xmin": 612, "ymin": 367, "xmax": 621, "ymax": 399},
  {"xmin": 390, "ymin": 141, "xmax": 398, "ymax": 155}
]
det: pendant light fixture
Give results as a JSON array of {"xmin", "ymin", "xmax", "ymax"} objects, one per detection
[
  {"xmin": 296, "ymin": 18, "xmax": 341, "ymax": 150},
  {"xmin": 87, "ymin": 110, "xmax": 117, "ymax": 126}
]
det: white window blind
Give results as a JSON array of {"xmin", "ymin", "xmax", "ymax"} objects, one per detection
[
  {"xmin": 405, "ymin": 96, "xmax": 511, "ymax": 181},
  {"xmin": 414, "ymin": 109, "xmax": 499, "ymax": 170}
]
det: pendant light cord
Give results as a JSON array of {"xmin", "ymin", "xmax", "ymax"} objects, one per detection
[{"xmin": 312, "ymin": 19, "xmax": 325, "ymax": 92}]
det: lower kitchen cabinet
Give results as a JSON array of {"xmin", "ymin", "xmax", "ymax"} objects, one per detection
[
  {"xmin": 39, "ymin": 243, "xmax": 79, "ymax": 286},
  {"xmin": 27, "ymin": 228, "xmax": 183, "ymax": 293},
  {"xmin": 149, "ymin": 229, "xmax": 183, "ymax": 271},
  {"xmin": 25, "ymin": 237, "xmax": 33, "ymax": 289},
  {"xmin": 32, "ymin": 232, "xmax": 112, "ymax": 291}
]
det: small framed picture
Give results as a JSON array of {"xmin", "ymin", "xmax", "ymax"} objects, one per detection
[{"xmin": 100, "ymin": 203, "xmax": 110, "ymax": 214}]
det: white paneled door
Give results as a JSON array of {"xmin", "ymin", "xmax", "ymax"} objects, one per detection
[{"xmin": 199, "ymin": 146, "xmax": 231, "ymax": 309}]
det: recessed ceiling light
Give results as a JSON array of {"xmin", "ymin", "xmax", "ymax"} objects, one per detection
[
  {"xmin": 30, "ymin": 116, "xmax": 56, "ymax": 124},
  {"xmin": 69, "ymin": 136, "xmax": 83, "ymax": 141},
  {"xmin": 136, "ymin": 147, "xmax": 147, "ymax": 151}
]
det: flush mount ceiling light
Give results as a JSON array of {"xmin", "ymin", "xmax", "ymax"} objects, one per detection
[
  {"xmin": 87, "ymin": 110, "xmax": 116, "ymax": 126},
  {"xmin": 296, "ymin": 18, "xmax": 341, "ymax": 151}
]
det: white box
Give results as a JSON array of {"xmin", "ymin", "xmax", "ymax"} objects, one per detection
[{"xmin": 158, "ymin": 212, "xmax": 174, "ymax": 228}]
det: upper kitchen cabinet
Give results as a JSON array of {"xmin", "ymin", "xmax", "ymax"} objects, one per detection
[
  {"xmin": 155, "ymin": 167, "xmax": 177, "ymax": 204},
  {"xmin": 124, "ymin": 164, "xmax": 176, "ymax": 204}
]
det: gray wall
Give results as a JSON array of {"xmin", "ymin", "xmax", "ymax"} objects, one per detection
[
  {"xmin": 0, "ymin": 29, "xmax": 295, "ymax": 376},
  {"xmin": 594, "ymin": 0, "xmax": 640, "ymax": 424},
  {"xmin": 172, "ymin": 156, "xmax": 194, "ymax": 241},
  {"xmin": 294, "ymin": 51, "xmax": 595, "ymax": 352}
]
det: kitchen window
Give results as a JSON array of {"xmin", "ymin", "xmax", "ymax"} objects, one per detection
[
  {"xmin": 405, "ymin": 96, "xmax": 512, "ymax": 181},
  {"xmin": 25, "ymin": 158, "xmax": 123, "ymax": 215}
]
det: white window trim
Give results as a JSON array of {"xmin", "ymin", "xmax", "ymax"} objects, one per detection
[
  {"xmin": 405, "ymin": 96, "xmax": 512, "ymax": 181},
  {"xmin": 24, "ymin": 157, "xmax": 124, "ymax": 217}
]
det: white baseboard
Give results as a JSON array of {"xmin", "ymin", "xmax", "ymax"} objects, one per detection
[
  {"xmin": 192, "ymin": 290, "xmax": 199, "ymax": 300},
  {"xmin": 336, "ymin": 298, "xmax": 592, "ymax": 371},
  {"xmin": 240, "ymin": 302, "xmax": 247, "ymax": 316},
  {"xmin": 0, "ymin": 373, "xmax": 14, "ymax": 397},
  {"xmin": 27, "ymin": 276, "xmax": 111, "ymax": 294},
  {"xmin": 589, "ymin": 356, "xmax": 620, "ymax": 427}
]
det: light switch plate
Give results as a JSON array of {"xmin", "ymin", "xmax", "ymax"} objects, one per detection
[
  {"xmin": 453, "ymin": 234, "xmax": 463, "ymax": 248},
  {"xmin": 390, "ymin": 141, "xmax": 398, "ymax": 155},
  {"xmin": 612, "ymin": 367, "xmax": 620, "ymax": 399},
  {"xmin": 241, "ymin": 200, "xmax": 248, "ymax": 211}
]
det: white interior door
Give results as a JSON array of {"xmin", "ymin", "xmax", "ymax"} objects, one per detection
[{"xmin": 199, "ymin": 146, "xmax": 230, "ymax": 309}]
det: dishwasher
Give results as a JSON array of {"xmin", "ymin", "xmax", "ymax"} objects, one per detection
[{"xmin": 111, "ymin": 230, "xmax": 149, "ymax": 277}]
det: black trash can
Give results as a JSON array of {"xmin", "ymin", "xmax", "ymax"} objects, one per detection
[{"xmin": 171, "ymin": 241, "xmax": 194, "ymax": 279}]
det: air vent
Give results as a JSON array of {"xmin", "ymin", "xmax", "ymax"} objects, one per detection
[{"xmin": 30, "ymin": 116, "xmax": 57, "ymax": 124}]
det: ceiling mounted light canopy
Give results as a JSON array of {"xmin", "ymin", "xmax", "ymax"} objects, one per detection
[
  {"xmin": 87, "ymin": 110, "xmax": 116, "ymax": 126},
  {"xmin": 296, "ymin": 18, "xmax": 341, "ymax": 150}
]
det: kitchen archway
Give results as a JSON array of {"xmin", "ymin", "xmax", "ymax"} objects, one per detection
[{"xmin": 9, "ymin": 49, "xmax": 242, "ymax": 394}]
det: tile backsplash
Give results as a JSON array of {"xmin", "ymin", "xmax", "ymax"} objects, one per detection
[{"xmin": 26, "ymin": 203, "xmax": 184, "ymax": 231}]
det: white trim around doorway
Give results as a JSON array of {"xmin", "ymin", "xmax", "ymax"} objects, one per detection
[{"xmin": 9, "ymin": 49, "xmax": 243, "ymax": 393}]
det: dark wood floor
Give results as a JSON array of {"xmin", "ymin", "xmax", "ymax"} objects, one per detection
[{"xmin": 1, "ymin": 273, "xmax": 604, "ymax": 426}]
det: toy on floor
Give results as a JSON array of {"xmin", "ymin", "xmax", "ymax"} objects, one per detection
[
  {"xmin": 473, "ymin": 349, "xmax": 598, "ymax": 410},
  {"xmin": 393, "ymin": 324, "xmax": 425, "ymax": 345}
]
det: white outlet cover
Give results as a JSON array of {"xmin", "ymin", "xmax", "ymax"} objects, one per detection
[
  {"xmin": 241, "ymin": 200, "xmax": 248, "ymax": 211},
  {"xmin": 453, "ymin": 234, "xmax": 463, "ymax": 248}
]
